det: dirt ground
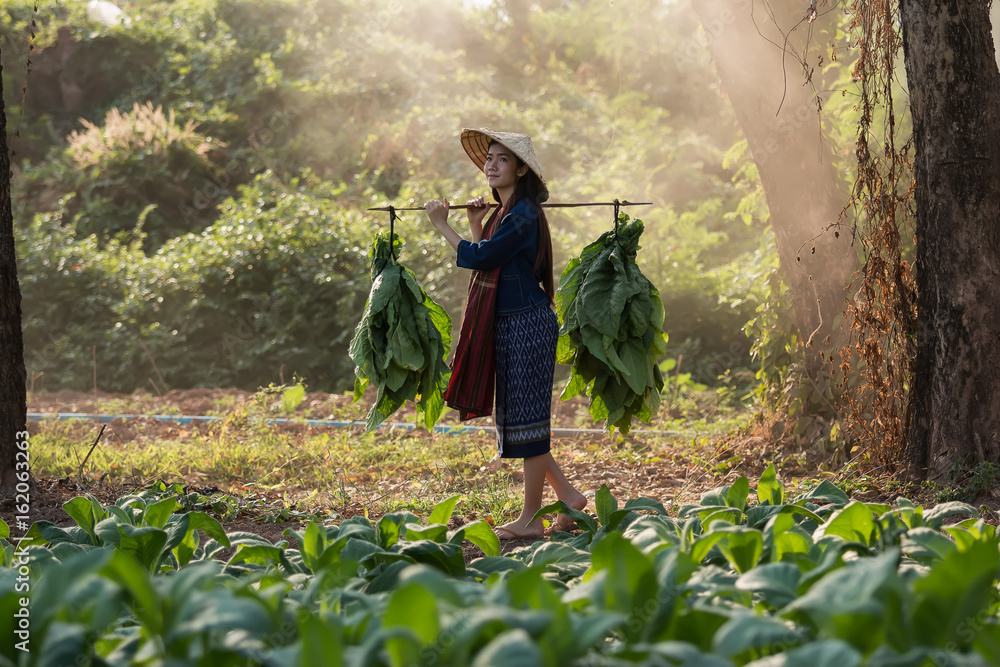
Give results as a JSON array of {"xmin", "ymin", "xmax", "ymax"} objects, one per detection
[{"xmin": 11, "ymin": 388, "xmax": 872, "ymax": 560}]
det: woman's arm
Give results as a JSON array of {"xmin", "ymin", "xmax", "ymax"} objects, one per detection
[
  {"xmin": 456, "ymin": 203, "xmax": 538, "ymax": 271},
  {"xmin": 467, "ymin": 196, "xmax": 491, "ymax": 243},
  {"xmin": 424, "ymin": 198, "xmax": 463, "ymax": 250}
]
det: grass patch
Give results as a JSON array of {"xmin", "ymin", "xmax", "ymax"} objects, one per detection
[{"xmin": 27, "ymin": 385, "xmax": 755, "ymax": 524}]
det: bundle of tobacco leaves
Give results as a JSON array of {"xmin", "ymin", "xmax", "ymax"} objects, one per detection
[
  {"xmin": 349, "ymin": 232, "xmax": 452, "ymax": 431},
  {"xmin": 555, "ymin": 214, "xmax": 667, "ymax": 434}
]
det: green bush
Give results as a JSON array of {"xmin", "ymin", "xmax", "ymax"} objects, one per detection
[
  {"xmin": 125, "ymin": 174, "xmax": 374, "ymax": 391},
  {"xmin": 18, "ymin": 176, "xmax": 766, "ymax": 394},
  {"xmin": 18, "ymin": 210, "xmax": 136, "ymax": 390},
  {"xmin": 19, "ymin": 173, "xmax": 463, "ymax": 393},
  {"xmin": 55, "ymin": 102, "xmax": 227, "ymax": 249}
]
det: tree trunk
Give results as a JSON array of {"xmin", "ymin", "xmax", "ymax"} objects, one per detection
[
  {"xmin": 900, "ymin": 0, "xmax": 1000, "ymax": 480},
  {"xmin": 692, "ymin": 0, "xmax": 856, "ymax": 352},
  {"xmin": 0, "ymin": 48, "xmax": 26, "ymax": 496}
]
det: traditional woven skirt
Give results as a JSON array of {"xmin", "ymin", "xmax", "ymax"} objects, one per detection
[{"xmin": 494, "ymin": 303, "xmax": 557, "ymax": 459}]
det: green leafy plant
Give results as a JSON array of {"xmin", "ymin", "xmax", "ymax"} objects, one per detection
[
  {"xmin": 556, "ymin": 214, "xmax": 668, "ymax": 433},
  {"xmin": 134, "ymin": 479, "xmax": 249, "ymax": 522},
  {"xmin": 350, "ymin": 231, "xmax": 452, "ymax": 431},
  {"xmin": 23, "ymin": 492, "xmax": 232, "ymax": 573},
  {"xmin": 4, "ymin": 468, "xmax": 1000, "ymax": 665},
  {"xmin": 281, "ymin": 382, "xmax": 306, "ymax": 413},
  {"xmin": 936, "ymin": 461, "xmax": 1000, "ymax": 503}
]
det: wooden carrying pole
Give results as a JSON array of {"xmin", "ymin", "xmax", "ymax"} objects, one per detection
[
  {"xmin": 372, "ymin": 198, "xmax": 649, "ymax": 260},
  {"xmin": 368, "ymin": 200, "xmax": 651, "ymax": 212}
]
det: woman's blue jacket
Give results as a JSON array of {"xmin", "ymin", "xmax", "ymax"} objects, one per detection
[{"xmin": 455, "ymin": 199, "xmax": 550, "ymax": 315}]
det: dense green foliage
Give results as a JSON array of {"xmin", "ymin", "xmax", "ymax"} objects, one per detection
[
  {"xmin": 34, "ymin": 102, "xmax": 224, "ymax": 251},
  {"xmin": 349, "ymin": 231, "xmax": 452, "ymax": 431},
  {"xmin": 7, "ymin": 0, "xmax": 776, "ymax": 394},
  {"xmin": 556, "ymin": 214, "xmax": 668, "ymax": 433},
  {"xmin": 20, "ymin": 175, "xmax": 383, "ymax": 390},
  {"xmin": 4, "ymin": 469, "xmax": 999, "ymax": 664}
]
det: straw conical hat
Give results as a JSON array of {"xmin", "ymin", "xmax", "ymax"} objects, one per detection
[{"xmin": 460, "ymin": 128, "xmax": 549, "ymax": 202}]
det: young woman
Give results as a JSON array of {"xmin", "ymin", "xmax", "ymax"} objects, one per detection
[{"xmin": 424, "ymin": 128, "xmax": 586, "ymax": 540}]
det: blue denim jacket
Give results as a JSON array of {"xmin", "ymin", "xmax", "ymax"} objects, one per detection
[{"xmin": 456, "ymin": 199, "xmax": 550, "ymax": 315}]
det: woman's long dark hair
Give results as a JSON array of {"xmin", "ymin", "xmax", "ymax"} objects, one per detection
[{"xmin": 489, "ymin": 154, "xmax": 555, "ymax": 303}]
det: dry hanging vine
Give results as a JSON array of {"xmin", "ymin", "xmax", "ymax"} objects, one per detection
[
  {"xmin": 11, "ymin": 0, "xmax": 40, "ymax": 160},
  {"xmin": 839, "ymin": 0, "xmax": 917, "ymax": 470}
]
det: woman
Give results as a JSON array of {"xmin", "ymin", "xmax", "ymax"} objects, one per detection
[{"xmin": 425, "ymin": 128, "xmax": 586, "ymax": 540}]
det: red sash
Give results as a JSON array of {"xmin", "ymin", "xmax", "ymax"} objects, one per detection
[{"xmin": 443, "ymin": 202, "xmax": 509, "ymax": 419}]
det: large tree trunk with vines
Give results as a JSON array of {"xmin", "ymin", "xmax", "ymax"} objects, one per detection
[
  {"xmin": 692, "ymin": 0, "xmax": 856, "ymax": 363},
  {"xmin": 900, "ymin": 0, "xmax": 1000, "ymax": 480},
  {"xmin": 0, "ymin": 50, "xmax": 26, "ymax": 496}
]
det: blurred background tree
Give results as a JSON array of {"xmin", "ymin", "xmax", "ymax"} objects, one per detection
[{"xmin": 692, "ymin": 0, "xmax": 859, "ymax": 448}]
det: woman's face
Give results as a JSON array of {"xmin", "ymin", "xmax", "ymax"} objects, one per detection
[{"xmin": 484, "ymin": 142, "xmax": 524, "ymax": 193}]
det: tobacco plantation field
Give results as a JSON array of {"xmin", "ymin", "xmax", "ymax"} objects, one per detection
[{"xmin": 3, "ymin": 387, "xmax": 999, "ymax": 665}]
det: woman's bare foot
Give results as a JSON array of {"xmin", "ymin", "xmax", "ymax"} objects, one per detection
[
  {"xmin": 496, "ymin": 518, "xmax": 546, "ymax": 540},
  {"xmin": 552, "ymin": 490, "xmax": 587, "ymax": 532}
]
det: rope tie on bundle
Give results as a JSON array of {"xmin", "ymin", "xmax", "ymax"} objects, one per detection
[{"xmin": 387, "ymin": 205, "xmax": 399, "ymax": 260}]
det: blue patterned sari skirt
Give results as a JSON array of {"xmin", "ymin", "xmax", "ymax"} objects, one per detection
[{"xmin": 494, "ymin": 303, "xmax": 557, "ymax": 459}]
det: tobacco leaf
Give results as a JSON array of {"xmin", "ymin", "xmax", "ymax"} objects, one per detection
[
  {"xmin": 349, "ymin": 232, "xmax": 452, "ymax": 431},
  {"xmin": 555, "ymin": 214, "xmax": 667, "ymax": 434}
]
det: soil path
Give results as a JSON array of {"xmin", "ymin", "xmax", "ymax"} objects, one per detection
[{"xmin": 18, "ymin": 388, "xmax": 793, "ymax": 561}]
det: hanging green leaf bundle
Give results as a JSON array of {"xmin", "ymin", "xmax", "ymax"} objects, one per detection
[
  {"xmin": 555, "ymin": 214, "xmax": 667, "ymax": 433},
  {"xmin": 350, "ymin": 232, "xmax": 452, "ymax": 431}
]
